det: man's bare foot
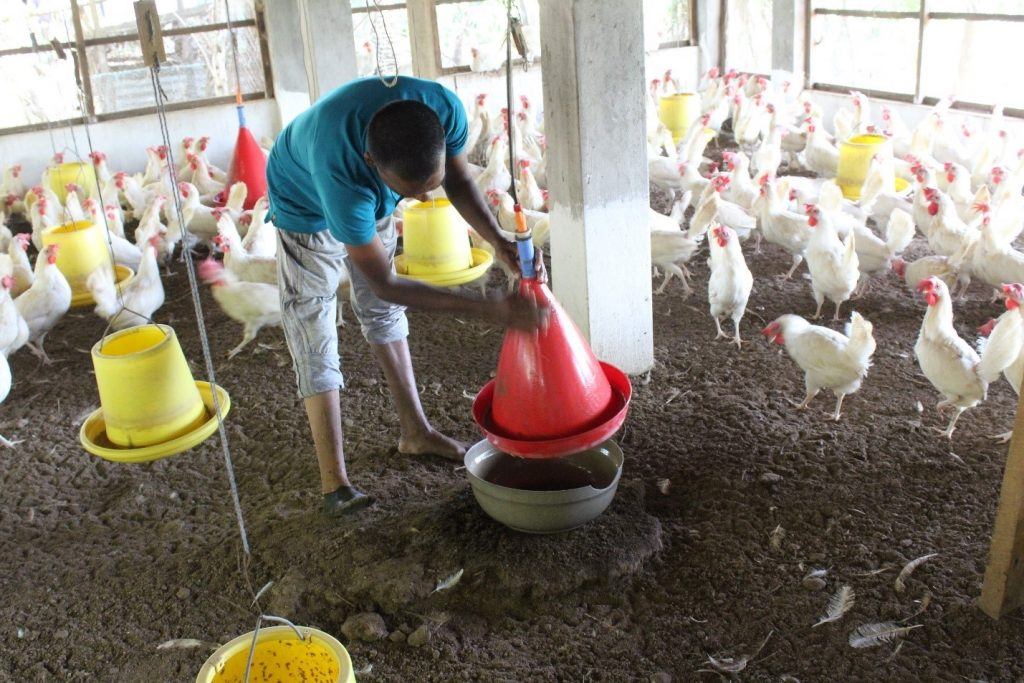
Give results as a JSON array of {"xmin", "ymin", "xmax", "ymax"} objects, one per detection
[{"xmin": 399, "ymin": 429, "xmax": 467, "ymax": 462}]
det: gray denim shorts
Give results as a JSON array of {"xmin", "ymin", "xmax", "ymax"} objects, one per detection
[{"xmin": 276, "ymin": 216, "xmax": 408, "ymax": 398}]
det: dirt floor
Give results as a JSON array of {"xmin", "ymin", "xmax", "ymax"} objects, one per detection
[{"xmin": 4, "ymin": 169, "xmax": 1024, "ymax": 681}]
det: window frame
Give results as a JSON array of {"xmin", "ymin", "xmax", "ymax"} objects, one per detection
[
  {"xmin": 805, "ymin": 1, "xmax": 1024, "ymax": 119},
  {"xmin": 0, "ymin": 0, "xmax": 274, "ymax": 136}
]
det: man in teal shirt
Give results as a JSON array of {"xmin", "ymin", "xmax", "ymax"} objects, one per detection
[{"xmin": 268, "ymin": 76, "xmax": 546, "ymax": 516}]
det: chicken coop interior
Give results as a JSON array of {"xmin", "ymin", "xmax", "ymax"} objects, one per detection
[{"xmin": 4, "ymin": 0, "xmax": 1024, "ymax": 680}]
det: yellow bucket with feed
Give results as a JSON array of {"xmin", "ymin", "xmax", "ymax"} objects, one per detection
[
  {"xmin": 91, "ymin": 325, "xmax": 208, "ymax": 448},
  {"xmin": 42, "ymin": 220, "xmax": 113, "ymax": 297},
  {"xmin": 658, "ymin": 93, "xmax": 701, "ymax": 144},
  {"xmin": 48, "ymin": 161, "xmax": 99, "ymax": 203},
  {"xmin": 196, "ymin": 625, "xmax": 355, "ymax": 683},
  {"xmin": 401, "ymin": 198, "xmax": 473, "ymax": 276},
  {"xmin": 837, "ymin": 134, "xmax": 892, "ymax": 200}
]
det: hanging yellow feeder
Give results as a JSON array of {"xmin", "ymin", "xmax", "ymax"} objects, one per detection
[
  {"xmin": 47, "ymin": 161, "xmax": 99, "ymax": 203},
  {"xmin": 42, "ymin": 220, "xmax": 115, "ymax": 305},
  {"xmin": 401, "ymin": 199, "xmax": 474, "ymax": 275},
  {"xmin": 80, "ymin": 325, "xmax": 231, "ymax": 463},
  {"xmin": 658, "ymin": 93, "xmax": 701, "ymax": 144},
  {"xmin": 836, "ymin": 133, "xmax": 891, "ymax": 200},
  {"xmin": 196, "ymin": 625, "xmax": 354, "ymax": 683}
]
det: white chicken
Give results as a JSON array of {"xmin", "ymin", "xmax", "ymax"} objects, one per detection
[
  {"xmin": 707, "ymin": 224, "xmax": 753, "ymax": 347},
  {"xmin": 761, "ymin": 311, "xmax": 876, "ymax": 421},
  {"xmin": 650, "ymin": 200, "xmax": 704, "ymax": 295},
  {"xmin": 474, "ymin": 136, "xmax": 512, "ymax": 196},
  {"xmin": 966, "ymin": 214, "xmax": 1024, "ymax": 296},
  {"xmin": 801, "ymin": 116, "xmax": 839, "ymax": 178},
  {"xmin": 215, "ymin": 212, "xmax": 277, "ymax": 285},
  {"xmin": 176, "ymin": 181, "xmax": 248, "ymax": 246},
  {"xmin": 0, "ymin": 351, "xmax": 17, "ymax": 447},
  {"xmin": 719, "ymin": 151, "xmax": 758, "ymax": 210},
  {"xmin": 923, "ymin": 190, "xmax": 978, "ymax": 260},
  {"xmin": 14, "ymin": 244, "xmax": 72, "ymax": 364},
  {"xmin": 515, "ymin": 160, "xmax": 545, "ymax": 213},
  {"xmin": 892, "ymin": 254, "xmax": 962, "ymax": 294},
  {"xmin": 691, "ymin": 176, "xmax": 757, "ymax": 240},
  {"xmin": 803, "ymin": 204, "xmax": 859, "ymax": 321},
  {"xmin": 753, "ymin": 177, "xmax": 812, "ymax": 277},
  {"xmin": 198, "ymin": 257, "xmax": 282, "ymax": 358},
  {"xmin": 187, "ymin": 154, "xmax": 226, "ymax": 198},
  {"xmin": 850, "ymin": 208, "xmax": 916, "ymax": 294},
  {"xmin": 87, "ymin": 233, "xmax": 165, "ymax": 330},
  {"xmin": 981, "ymin": 283, "xmax": 1024, "ymax": 442},
  {"xmin": 0, "ymin": 272, "xmax": 28, "ymax": 358},
  {"xmin": 8, "ymin": 234, "xmax": 32, "ymax": 297},
  {"xmin": 1, "ymin": 164, "xmax": 25, "ymax": 200},
  {"xmin": 241, "ymin": 197, "xmax": 278, "ymax": 259},
  {"xmin": 82, "ymin": 198, "xmax": 141, "ymax": 271},
  {"xmin": 914, "ymin": 276, "xmax": 1023, "ymax": 438}
]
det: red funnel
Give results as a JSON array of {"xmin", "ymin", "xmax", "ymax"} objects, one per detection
[
  {"xmin": 220, "ymin": 107, "xmax": 266, "ymax": 210},
  {"xmin": 473, "ymin": 278, "xmax": 632, "ymax": 458}
]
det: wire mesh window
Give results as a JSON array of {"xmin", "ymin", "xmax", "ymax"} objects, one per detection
[
  {"xmin": 725, "ymin": 0, "xmax": 773, "ymax": 74},
  {"xmin": 809, "ymin": 1, "xmax": 1024, "ymax": 113},
  {"xmin": 351, "ymin": 2, "xmax": 414, "ymax": 78},
  {"xmin": 0, "ymin": 0, "xmax": 272, "ymax": 134},
  {"xmin": 433, "ymin": 0, "xmax": 541, "ymax": 74},
  {"xmin": 644, "ymin": 0, "xmax": 696, "ymax": 50}
]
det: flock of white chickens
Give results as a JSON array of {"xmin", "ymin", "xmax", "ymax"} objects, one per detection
[
  {"xmin": 2, "ymin": 65, "xmax": 1024, "ymax": 449},
  {"xmin": 641, "ymin": 67, "xmax": 1024, "ymax": 440}
]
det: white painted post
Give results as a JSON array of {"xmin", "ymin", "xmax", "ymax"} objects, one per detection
[
  {"xmin": 772, "ymin": 0, "xmax": 807, "ymax": 86},
  {"xmin": 406, "ymin": 0, "xmax": 441, "ymax": 80},
  {"xmin": 539, "ymin": 0, "xmax": 654, "ymax": 374},
  {"xmin": 262, "ymin": 0, "xmax": 359, "ymax": 125}
]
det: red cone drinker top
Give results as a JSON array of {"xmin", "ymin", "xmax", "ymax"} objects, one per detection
[
  {"xmin": 219, "ymin": 104, "xmax": 267, "ymax": 210},
  {"xmin": 472, "ymin": 205, "xmax": 631, "ymax": 459}
]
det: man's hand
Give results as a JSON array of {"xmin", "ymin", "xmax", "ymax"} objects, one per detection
[{"xmin": 492, "ymin": 290, "xmax": 551, "ymax": 331}]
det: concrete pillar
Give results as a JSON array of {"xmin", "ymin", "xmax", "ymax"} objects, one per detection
[
  {"xmin": 299, "ymin": 0, "xmax": 358, "ymax": 99},
  {"xmin": 771, "ymin": 0, "xmax": 806, "ymax": 85},
  {"xmin": 262, "ymin": 0, "xmax": 359, "ymax": 125},
  {"xmin": 696, "ymin": 0, "xmax": 724, "ymax": 76},
  {"xmin": 539, "ymin": 0, "xmax": 653, "ymax": 374},
  {"xmin": 407, "ymin": 0, "xmax": 441, "ymax": 79},
  {"xmin": 262, "ymin": 0, "xmax": 310, "ymax": 126}
]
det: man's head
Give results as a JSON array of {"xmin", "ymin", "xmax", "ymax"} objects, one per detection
[{"xmin": 364, "ymin": 100, "xmax": 446, "ymax": 201}]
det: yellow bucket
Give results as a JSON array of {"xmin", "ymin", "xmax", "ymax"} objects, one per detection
[
  {"xmin": 196, "ymin": 625, "xmax": 355, "ymax": 683},
  {"xmin": 837, "ymin": 134, "xmax": 891, "ymax": 200},
  {"xmin": 42, "ymin": 220, "xmax": 113, "ymax": 296},
  {"xmin": 402, "ymin": 198, "xmax": 473, "ymax": 276},
  {"xmin": 91, "ymin": 325, "xmax": 207, "ymax": 448},
  {"xmin": 48, "ymin": 161, "xmax": 99, "ymax": 203},
  {"xmin": 658, "ymin": 93, "xmax": 701, "ymax": 144}
]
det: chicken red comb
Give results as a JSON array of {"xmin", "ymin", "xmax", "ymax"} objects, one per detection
[
  {"xmin": 197, "ymin": 257, "xmax": 224, "ymax": 283},
  {"xmin": 978, "ymin": 318, "xmax": 997, "ymax": 337}
]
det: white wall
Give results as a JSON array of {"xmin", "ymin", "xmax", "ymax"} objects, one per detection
[{"xmin": 0, "ymin": 99, "xmax": 280, "ymax": 187}]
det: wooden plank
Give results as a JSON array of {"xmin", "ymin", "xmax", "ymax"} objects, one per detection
[
  {"xmin": 69, "ymin": 0, "xmax": 96, "ymax": 120},
  {"xmin": 133, "ymin": 0, "xmax": 166, "ymax": 68},
  {"xmin": 813, "ymin": 9, "xmax": 918, "ymax": 20},
  {"xmin": 980, "ymin": 392, "xmax": 1024, "ymax": 619},
  {"xmin": 929, "ymin": 12, "xmax": 1024, "ymax": 22}
]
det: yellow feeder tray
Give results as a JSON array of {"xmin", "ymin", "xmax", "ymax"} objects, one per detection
[
  {"xmin": 894, "ymin": 176, "xmax": 911, "ymax": 196},
  {"xmin": 396, "ymin": 247, "xmax": 493, "ymax": 287},
  {"xmin": 42, "ymin": 220, "xmax": 114, "ymax": 299},
  {"xmin": 836, "ymin": 133, "xmax": 891, "ymax": 200},
  {"xmin": 402, "ymin": 198, "xmax": 474, "ymax": 275},
  {"xmin": 196, "ymin": 625, "xmax": 354, "ymax": 683},
  {"xmin": 69, "ymin": 264, "xmax": 134, "ymax": 308},
  {"xmin": 80, "ymin": 381, "xmax": 231, "ymax": 463}
]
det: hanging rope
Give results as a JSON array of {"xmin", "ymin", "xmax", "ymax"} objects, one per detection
[
  {"xmin": 146, "ymin": 63, "xmax": 251, "ymax": 557},
  {"xmin": 368, "ymin": 0, "xmax": 399, "ymax": 87},
  {"xmin": 505, "ymin": 0, "xmax": 519, "ymax": 206},
  {"xmin": 223, "ymin": 0, "xmax": 244, "ymax": 102}
]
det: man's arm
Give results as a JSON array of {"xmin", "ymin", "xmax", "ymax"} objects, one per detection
[
  {"xmin": 442, "ymin": 152, "xmax": 524, "ymax": 275},
  {"xmin": 345, "ymin": 235, "xmax": 546, "ymax": 330}
]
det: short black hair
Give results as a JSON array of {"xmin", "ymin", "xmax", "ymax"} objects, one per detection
[{"xmin": 366, "ymin": 100, "xmax": 445, "ymax": 182}]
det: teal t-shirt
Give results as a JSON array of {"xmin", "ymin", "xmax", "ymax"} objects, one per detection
[{"xmin": 266, "ymin": 76, "xmax": 468, "ymax": 245}]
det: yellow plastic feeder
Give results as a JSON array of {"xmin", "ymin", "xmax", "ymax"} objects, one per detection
[
  {"xmin": 42, "ymin": 220, "xmax": 113, "ymax": 301},
  {"xmin": 47, "ymin": 161, "xmax": 98, "ymax": 203},
  {"xmin": 401, "ymin": 198, "xmax": 473, "ymax": 275},
  {"xmin": 79, "ymin": 325, "xmax": 231, "ymax": 463},
  {"xmin": 196, "ymin": 625, "xmax": 354, "ymax": 683},
  {"xmin": 658, "ymin": 93, "xmax": 701, "ymax": 144},
  {"xmin": 836, "ymin": 134, "xmax": 892, "ymax": 200}
]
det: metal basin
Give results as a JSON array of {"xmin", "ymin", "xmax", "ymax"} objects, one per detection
[{"xmin": 464, "ymin": 439, "xmax": 624, "ymax": 534}]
